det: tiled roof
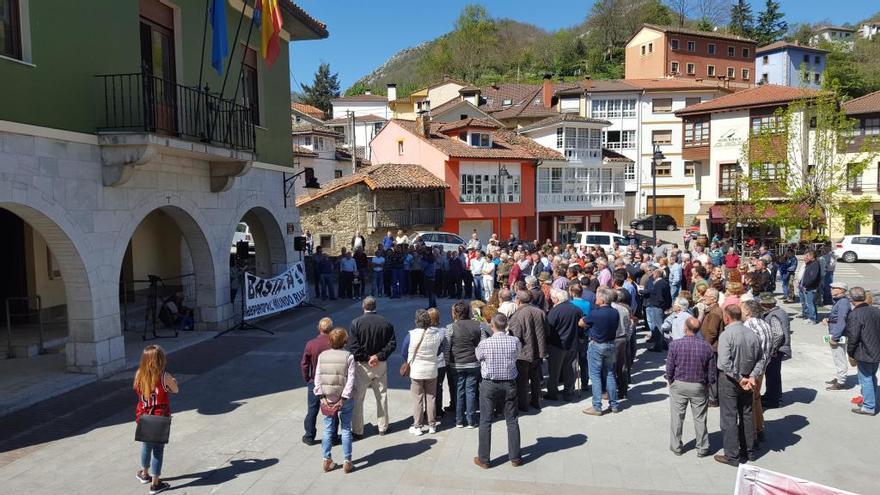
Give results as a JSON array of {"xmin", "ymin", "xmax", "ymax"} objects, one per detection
[
  {"xmin": 459, "ymin": 85, "xmax": 481, "ymax": 92},
  {"xmin": 335, "ymin": 146, "xmax": 370, "ymax": 165},
  {"xmin": 755, "ymin": 40, "xmax": 829, "ymax": 54},
  {"xmin": 517, "ymin": 114, "xmax": 612, "ymax": 133},
  {"xmin": 479, "ymin": 83, "xmax": 542, "ymax": 113},
  {"xmin": 393, "ymin": 119, "xmax": 563, "ymax": 161},
  {"xmin": 625, "ymin": 78, "xmax": 733, "ymax": 92},
  {"xmin": 585, "ymin": 80, "xmax": 640, "ymax": 93},
  {"xmin": 435, "ymin": 118, "xmax": 501, "ymax": 133},
  {"xmin": 291, "ymin": 123, "xmax": 340, "ymax": 136},
  {"xmin": 675, "ymin": 84, "xmax": 820, "ymax": 115},
  {"xmin": 843, "ymin": 91, "xmax": 880, "ymax": 116},
  {"xmin": 814, "ymin": 25, "xmax": 856, "ymax": 32},
  {"xmin": 324, "ymin": 114, "xmax": 388, "ymax": 125},
  {"xmin": 293, "ymin": 145, "xmax": 318, "ymax": 157},
  {"xmin": 602, "ymin": 149, "xmax": 633, "ymax": 163},
  {"xmin": 281, "ymin": 1, "xmax": 328, "ymax": 39},
  {"xmin": 638, "ymin": 24, "xmax": 756, "ymax": 44},
  {"xmin": 332, "ymin": 94, "xmax": 389, "ymax": 103},
  {"xmin": 295, "ymin": 163, "xmax": 448, "ymax": 206},
  {"xmin": 291, "ymin": 102, "xmax": 325, "ymax": 118}
]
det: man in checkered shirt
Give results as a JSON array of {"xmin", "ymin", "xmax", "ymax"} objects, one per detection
[
  {"xmin": 473, "ymin": 314, "xmax": 522, "ymax": 469},
  {"xmin": 666, "ymin": 316, "xmax": 716, "ymax": 457}
]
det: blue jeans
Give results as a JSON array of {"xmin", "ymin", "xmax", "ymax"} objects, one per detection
[
  {"xmin": 391, "ymin": 269, "xmax": 405, "ymax": 298},
  {"xmin": 455, "ymin": 367, "xmax": 479, "ymax": 426},
  {"xmin": 857, "ymin": 361, "xmax": 879, "ymax": 414},
  {"xmin": 140, "ymin": 442, "xmax": 165, "ymax": 477},
  {"xmin": 472, "ymin": 275, "xmax": 483, "ymax": 301},
  {"xmin": 671, "ymin": 284, "xmax": 680, "ymax": 300},
  {"xmin": 781, "ymin": 274, "xmax": 791, "ymax": 300},
  {"xmin": 588, "ymin": 341, "xmax": 618, "ymax": 411},
  {"xmin": 373, "ymin": 271, "xmax": 384, "ymax": 296},
  {"xmin": 319, "ymin": 273, "xmax": 335, "ymax": 300},
  {"xmin": 305, "ymin": 385, "xmax": 338, "ymax": 442},
  {"xmin": 822, "ymin": 271, "xmax": 834, "ymax": 303},
  {"xmin": 800, "ymin": 288, "xmax": 817, "ymax": 323},
  {"xmin": 646, "ymin": 306, "xmax": 665, "ymax": 350},
  {"xmin": 322, "ymin": 397, "xmax": 353, "ymax": 461}
]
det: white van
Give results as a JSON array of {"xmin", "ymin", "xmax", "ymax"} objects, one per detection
[
  {"xmin": 573, "ymin": 231, "xmax": 629, "ymax": 253},
  {"xmin": 230, "ymin": 222, "xmax": 254, "ymax": 253}
]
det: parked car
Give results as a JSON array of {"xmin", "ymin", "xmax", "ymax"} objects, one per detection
[
  {"xmin": 573, "ymin": 231, "xmax": 629, "ymax": 253},
  {"xmin": 410, "ymin": 231, "xmax": 466, "ymax": 252},
  {"xmin": 834, "ymin": 235, "xmax": 880, "ymax": 263},
  {"xmin": 230, "ymin": 222, "xmax": 254, "ymax": 253},
  {"xmin": 629, "ymin": 214, "xmax": 678, "ymax": 231}
]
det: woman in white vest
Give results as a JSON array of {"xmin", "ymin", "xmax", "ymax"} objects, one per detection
[
  {"xmin": 407, "ymin": 309, "xmax": 443, "ymax": 436},
  {"xmin": 313, "ymin": 328, "xmax": 356, "ymax": 473}
]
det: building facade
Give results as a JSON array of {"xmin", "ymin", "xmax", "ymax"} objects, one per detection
[
  {"xmin": 0, "ymin": 0, "xmax": 326, "ymax": 376},
  {"xmin": 328, "ymin": 92, "xmax": 390, "ymax": 161},
  {"xmin": 834, "ymin": 91, "xmax": 880, "ymax": 237},
  {"xmin": 810, "ymin": 26, "xmax": 856, "ymax": 49},
  {"xmin": 755, "ymin": 41, "xmax": 827, "ymax": 89}
]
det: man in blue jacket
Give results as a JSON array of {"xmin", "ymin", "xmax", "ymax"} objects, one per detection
[
  {"xmin": 824, "ymin": 282, "xmax": 850, "ymax": 391},
  {"xmin": 799, "ymin": 250, "xmax": 820, "ymax": 324},
  {"xmin": 641, "ymin": 269, "xmax": 672, "ymax": 352}
]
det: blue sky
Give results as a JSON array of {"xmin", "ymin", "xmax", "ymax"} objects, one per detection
[{"xmin": 289, "ymin": 0, "xmax": 879, "ymax": 92}]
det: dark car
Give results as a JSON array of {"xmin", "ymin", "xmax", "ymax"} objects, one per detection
[{"xmin": 630, "ymin": 214, "xmax": 677, "ymax": 231}]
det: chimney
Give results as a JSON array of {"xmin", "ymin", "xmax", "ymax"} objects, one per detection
[
  {"xmin": 542, "ymin": 74, "xmax": 552, "ymax": 109},
  {"xmin": 386, "ymin": 83, "xmax": 397, "ymax": 102},
  {"xmin": 365, "ymin": 89, "xmax": 372, "ymax": 95},
  {"xmin": 581, "ymin": 75, "xmax": 592, "ymax": 92},
  {"xmin": 415, "ymin": 110, "xmax": 430, "ymax": 138}
]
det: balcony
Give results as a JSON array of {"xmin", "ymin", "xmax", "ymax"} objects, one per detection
[
  {"xmin": 537, "ymin": 165, "xmax": 626, "ymax": 212},
  {"xmin": 367, "ymin": 207, "xmax": 445, "ymax": 229},
  {"xmin": 95, "ymin": 72, "xmax": 256, "ymax": 192}
]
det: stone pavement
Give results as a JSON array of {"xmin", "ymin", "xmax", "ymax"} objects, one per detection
[{"xmin": 0, "ymin": 291, "xmax": 877, "ymax": 495}]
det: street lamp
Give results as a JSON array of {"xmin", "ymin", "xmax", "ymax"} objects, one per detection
[
  {"xmin": 498, "ymin": 164, "xmax": 510, "ymax": 239},
  {"xmin": 651, "ymin": 144, "xmax": 666, "ymax": 246}
]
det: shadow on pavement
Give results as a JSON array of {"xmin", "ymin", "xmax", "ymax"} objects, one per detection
[
  {"xmin": 779, "ymin": 386, "xmax": 818, "ymax": 407},
  {"xmin": 762, "ymin": 414, "xmax": 808, "ymax": 453},
  {"xmin": 518, "ymin": 433, "xmax": 588, "ymax": 464},
  {"xmin": 626, "ymin": 381, "xmax": 668, "ymax": 405},
  {"xmin": 163, "ymin": 458, "xmax": 279, "ymax": 489},
  {"xmin": 353, "ymin": 438, "xmax": 437, "ymax": 469}
]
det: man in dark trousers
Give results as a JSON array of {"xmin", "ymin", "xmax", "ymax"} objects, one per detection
[
  {"xmin": 348, "ymin": 297, "xmax": 397, "ymax": 438},
  {"xmin": 715, "ymin": 305, "xmax": 765, "ymax": 466},
  {"xmin": 300, "ymin": 317, "xmax": 339, "ymax": 446},
  {"xmin": 799, "ymin": 250, "xmax": 821, "ymax": 324},
  {"xmin": 544, "ymin": 288, "xmax": 582, "ymax": 401},
  {"xmin": 642, "ymin": 269, "xmax": 672, "ymax": 352},
  {"xmin": 760, "ymin": 292, "xmax": 791, "ymax": 409},
  {"xmin": 846, "ymin": 286, "xmax": 880, "ymax": 416},
  {"xmin": 699, "ymin": 288, "xmax": 725, "ymax": 407},
  {"xmin": 508, "ymin": 290, "xmax": 547, "ymax": 412}
]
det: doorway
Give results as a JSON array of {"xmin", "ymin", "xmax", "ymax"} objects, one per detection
[{"xmin": 139, "ymin": 0, "xmax": 177, "ymax": 134}]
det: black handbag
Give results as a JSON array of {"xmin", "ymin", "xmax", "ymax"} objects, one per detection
[{"xmin": 135, "ymin": 406, "xmax": 172, "ymax": 444}]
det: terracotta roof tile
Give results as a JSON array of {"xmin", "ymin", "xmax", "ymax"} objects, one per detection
[
  {"xmin": 292, "ymin": 145, "xmax": 318, "ymax": 157},
  {"xmin": 755, "ymin": 40, "xmax": 828, "ymax": 54},
  {"xmin": 639, "ymin": 24, "xmax": 756, "ymax": 44},
  {"xmin": 291, "ymin": 102, "xmax": 325, "ymax": 118},
  {"xmin": 281, "ymin": 1, "xmax": 328, "ymax": 39},
  {"xmin": 332, "ymin": 94, "xmax": 389, "ymax": 103},
  {"xmin": 624, "ymin": 78, "xmax": 733, "ymax": 92},
  {"xmin": 675, "ymin": 85, "xmax": 820, "ymax": 115},
  {"xmin": 842, "ymin": 90, "xmax": 880, "ymax": 116},
  {"xmin": 291, "ymin": 123, "xmax": 341, "ymax": 136},
  {"xmin": 295, "ymin": 163, "xmax": 448, "ymax": 206},
  {"xmin": 325, "ymin": 114, "xmax": 388, "ymax": 125},
  {"xmin": 602, "ymin": 149, "xmax": 633, "ymax": 163},
  {"xmin": 436, "ymin": 117, "xmax": 502, "ymax": 133},
  {"xmin": 517, "ymin": 114, "xmax": 611, "ymax": 133}
]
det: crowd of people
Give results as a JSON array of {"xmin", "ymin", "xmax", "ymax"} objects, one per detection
[{"xmin": 131, "ymin": 231, "xmax": 880, "ymax": 490}]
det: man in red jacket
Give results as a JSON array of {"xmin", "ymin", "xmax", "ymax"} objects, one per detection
[{"xmin": 301, "ymin": 317, "xmax": 338, "ymax": 445}]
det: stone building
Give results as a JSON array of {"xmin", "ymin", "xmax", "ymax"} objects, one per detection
[{"xmin": 296, "ymin": 164, "xmax": 448, "ymax": 254}]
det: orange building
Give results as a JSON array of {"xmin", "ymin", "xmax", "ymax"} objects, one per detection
[{"xmin": 626, "ymin": 24, "xmax": 757, "ymax": 89}]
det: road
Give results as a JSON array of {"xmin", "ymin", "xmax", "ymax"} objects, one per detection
[{"xmin": 1, "ymin": 264, "xmax": 879, "ymax": 494}]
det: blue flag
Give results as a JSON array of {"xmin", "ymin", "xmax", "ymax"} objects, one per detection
[{"xmin": 210, "ymin": 0, "xmax": 229, "ymax": 75}]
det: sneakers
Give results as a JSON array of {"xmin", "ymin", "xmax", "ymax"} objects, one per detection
[
  {"xmin": 466, "ymin": 424, "xmax": 477, "ymax": 429},
  {"xmin": 851, "ymin": 407, "xmax": 874, "ymax": 416},
  {"xmin": 456, "ymin": 424, "xmax": 465, "ymax": 428},
  {"xmin": 149, "ymin": 481, "xmax": 170, "ymax": 494},
  {"xmin": 851, "ymin": 396, "xmax": 864, "ymax": 405},
  {"xmin": 408, "ymin": 426, "xmax": 425, "ymax": 436},
  {"xmin": 428, "ymin": 425, "xmax": 437, "ymax": 434},
  {"xmin": 136, "ymin": 471, "xmax": 151, "ymax": 484}
]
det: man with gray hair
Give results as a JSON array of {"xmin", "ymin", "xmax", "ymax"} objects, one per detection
[
  {"xmin": 348, "ymin": 296, "xmax": 397, "ymax": 438},
  {"xmin": 497, "ymin": 288, "xmax": 516, "ymax": 318},
  {"xmin": 508, "ymin": 290, "xmax": 548, "ymax": 412},
  {"xmin": 525, "ymin": 275, "xmax": 546, "ymax": 311},
  {"xmin": 582, "ymin": 287, "xmax": 622, "ymax": 415},
  {"xmin": 845, "ymin": 286, "xmax": 880, "ymax": 416},
  {"xmin": 662, "ymin": 298, "xmax": 692, "ymax": 342},
  {"xmin": 666, "ymin": 316, "xmax": 715, "ymax": 456},
  {"xmin": 545, "ymin": 288, "xmax": 581, "ymax": 401}
]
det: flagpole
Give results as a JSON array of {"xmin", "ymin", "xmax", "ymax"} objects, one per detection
[
  {"xmin": 231, "ymin": 6, "xmax": 257, "ymax": 105},
  {"xmin": 196, "ymin": 0, "xmax": 211, "ymax": 92},
  {"xmin": 219, "ymin": 0, "xmax": 249, "ymax": 100}
]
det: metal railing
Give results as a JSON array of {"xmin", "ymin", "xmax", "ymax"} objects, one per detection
[
  {"xmin": 5, "ymin": 296, "xmax": 43, "ymax": 359},
  {"xmin": 96, "ymin": 72, "xmax": 256, "ymax": 152},
  {"xmin": 366, "ymin": 207, "xmax": 445, "ymax": 229}
]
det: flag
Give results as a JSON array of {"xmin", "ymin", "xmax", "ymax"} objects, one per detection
[
  {"xmin": 258, "ymin": 0, "xmax": 283, "ymax": 68},
  {"xmin": 209, "ymin": 0, "xmax": 229, "ymax": 74}
]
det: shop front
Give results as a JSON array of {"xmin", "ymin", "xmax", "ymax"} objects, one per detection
[{"xmin": 538, "ymin": 210, "xmax": 618, "ymax": 244}]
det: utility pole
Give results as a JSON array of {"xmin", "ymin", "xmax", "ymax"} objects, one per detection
[
  {"xmin": 651, "ymin": 144, "xmax": 665, "ymax": 246},
  {"xmin": 348, "ymin": 110, "xmax": 357, "ymax": 175}
]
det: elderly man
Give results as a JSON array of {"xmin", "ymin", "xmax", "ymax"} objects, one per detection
[
  {"xmin": 582, "ymin": 287, "xmax": 622, "ymax": 415},
  {"xmin": 642, "ymin": 269, "xmax": 672, "ymax": 352},
  {"xmin": 508, "ymin": 290, "xmax": 547, "ymax": 412},
  {"xmin": 348, "ymin": 297, "xmax": 397, "ymax": 438},
  {"xmin": 662, "ymin": 298, "xmax": 692, "ymax": 342},
  {"xmin": 525, "ymin": 275, "xmax": 547, "ymax": 312},
  {"xmin": 742, "ymin": 300, "xmax": 773, "ymax": 444},
  {"xmin": 611, "ymin": 289, "xmax": 633, "ymax": 399},
  {"xmin": 845, "ymin": 287, "xmax": 880, "ymax": 415},
  {"xmin": 545, "ymin": 289, "xmax": 582, "ymax": 401},
  {"xmin": 799, "ymin": 250, "xmax": 821, "ymax": 324},
  {"xmin": 497, "ymin": 288, "xmax": 517, "ymax": 317},
  {"xmin": 666, "ymin": 316, "xmax": 715, "ymax": 457},
  {"xmin": 824, "ymin": 282, "xmax": 851, "ymax": 391},
  {"xmin": 596, "ymin": 259, "xmax": 612, "ymax": 288},
  {"xmin": 699, "ymin": 288, "xmax": 725, "ymax": 407},
  {"xmin": 760, "ymin": 292, "xmax": 791, "ymax": 409}
]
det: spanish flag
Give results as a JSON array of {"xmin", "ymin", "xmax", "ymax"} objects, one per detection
[{"xmin": 254, "ymin": 0, "xmax": 282, "ymax": 68}]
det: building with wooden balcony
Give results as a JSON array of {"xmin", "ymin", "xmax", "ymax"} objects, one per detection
[
  {"xmin": 295, "ymin": 164, "xmax": 448, "ymax": 254},
  {"xmin": 0, "ymin": 0, "xmax": 327, "ymax": 380},
  {"xmin": 833, "ymin": 91, "xmax": 880, "ymax": 236}
]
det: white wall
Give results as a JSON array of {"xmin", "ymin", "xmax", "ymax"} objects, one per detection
[{"xmin": 331, "ymin": 101, "xmax": 390, "ymax": 120}]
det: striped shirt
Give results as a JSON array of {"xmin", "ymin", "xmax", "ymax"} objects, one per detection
[{"xmin": 475, "ymin": 332, "xmax": 521, "ymax": 380}]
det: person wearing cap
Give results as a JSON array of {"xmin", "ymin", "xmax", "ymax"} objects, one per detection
[
  {"xmin": 824, "ymin": 282, "xmax": 851, "ymax": 391},
  {"xmin": 845, "ymin": 286, "xmax": 880, "ymax": 415},
  {"xmin": 760, "ymin": 292, "xmax": 791, "ymax": 409}
]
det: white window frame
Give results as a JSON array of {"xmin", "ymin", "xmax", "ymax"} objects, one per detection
[
  {"xmin": 469, "ymin": 132, "xmax": 491, "ymax": 148},
  {"xmin": 727, "ymin": 67, "xmax": 735, "ymax": 78},
  {"xmin": 460, "ymin": 172, "xmax": 522, "ymax": 204},
  {"xmin": 742, "ymin": 68, "xmax": 750, "ymax": 81},
  {"xmin": 708, "ymin": 43, "xmax": 716, "ymax": 55},
  {"xmin": 707, "ymin": 65, "xmax": 715, "ymax": 77},
  {"xmin": 651, "ymin": 129, "xmax": 673, "ymax": 146},
  {"xmin": 686, "ymin": 63, "xmax": 696, "ymax": 75},
  {"xmin": 687, "ymin": 40, "xmax": 695, "ymax": 52},
  {"xmin": 602, "ymin": 129, "xmax": 636, "ymax": 150},
  {"xmin": 670, "ymin": 61, "xmax": 679, "ymax": 74}
]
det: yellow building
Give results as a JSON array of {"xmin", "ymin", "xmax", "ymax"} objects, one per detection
[{"xmin": 388, "ymin": 78, "xmax": 467, "ymax": 120}]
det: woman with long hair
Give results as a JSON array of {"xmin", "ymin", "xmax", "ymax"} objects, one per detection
[{"xmin": 134, "ymin": 345, "xmax": 178, "ymax": 494}]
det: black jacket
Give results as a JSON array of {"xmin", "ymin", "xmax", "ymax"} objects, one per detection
[
  {"xmin": 846, "ymin": 303, "xmax": 880, "ymax": 363},
  {"xmin": 348, "ymin": 312, "xmax": 396, "ymax": 362},
  {"xmin": 546, "ymin": 301, "xmax": 582, "ymax": 351},
  {"xmin": 801, "ymin": 260, "xmax": 821, "ymax": 290},
  {"xmin": 642, "ymin": 277, "xmax": 672, "ymax": 310},
  {"xmin": 529, "ymin": 287, "xmax": 547, "ymax": 311},
  {"xmin": 448, "ymin": 320, "xmax": 482, "ymax": 366}
]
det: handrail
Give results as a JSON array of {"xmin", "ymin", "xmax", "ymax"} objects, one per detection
[{"xmin": 5, "ymin": 295, "xmax": 43, "ymax": 359}]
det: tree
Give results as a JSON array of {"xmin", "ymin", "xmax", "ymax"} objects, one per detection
[
  {"xmin": 785, "ymin": 23, "xmax": 813, "ymax": 45},
  {"xmin": 667, "ymin": 0, "xmax": 691, "ymax": 27},
  {"xmin": 694, "ymin": 0, "xmax": 730, "ymax": 29},
  {"xmin": 696, "ymin": 17, "xmax": 714, "ymax": 32},
  {"xmin": 823, "ymin": 42, "xmax": 868, "ymax": 99},
  {"xmin": 728, "ymin": 0, "xmax": 754, "ymax": 38},
  {"xmin": 299, "ymin": 63, "xmax": 340, "ymax": 118},
  {"xmin": 754, "ymin": 0, "xmax": 787, "ymax": 46}
]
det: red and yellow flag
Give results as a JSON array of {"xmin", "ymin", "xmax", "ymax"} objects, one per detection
[{"xmin": 256, "ymin": 0, "xmax": 282, "ymax": 67}]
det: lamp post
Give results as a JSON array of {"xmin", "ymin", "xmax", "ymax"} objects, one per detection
[
  {"xmin": 498, "ymin": 164, "xmax": 510, "ymax": 239},
  {"xmin": 651, "ymin": 144, "xmax": 666, "ymax": 246}
]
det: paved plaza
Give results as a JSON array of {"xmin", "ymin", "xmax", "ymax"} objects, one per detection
[{"xmin": 2, "ymin": 265, "xmax": 880, "ymax": 494}]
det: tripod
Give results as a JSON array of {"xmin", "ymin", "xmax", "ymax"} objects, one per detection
[{"xmin": 214, "ymin": 273, "xmax": 274, "ymax": 338}]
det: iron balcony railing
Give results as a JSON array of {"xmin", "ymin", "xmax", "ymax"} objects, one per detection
[
  {"xmin": 367, "ymin": 207, "xmax": 445, "ymax": 229},
  {"xmin": 95, "ymin": 72, "xmax": 256, "ymax": 152}
]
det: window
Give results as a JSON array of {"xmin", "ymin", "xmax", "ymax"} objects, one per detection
[
  {"xmin": 591, "ymin": 99, "xmax": 635, "ymax": 118},
  {"xmin": 416, "ymin": 100, "xmax": 431, "ymax": 112},
  {"xmin": 294, "ymin": 115, "xmax": 302, "ymax": 123},
  {"xmin": 727, "ymin": 67, "xmax": 735, "ymax": 78},
  {"xmin": 469, "ymin": 132, "xmax": 491, "ymax": 147},
  {"xmin": 686, "ymin": 63, "xmax": 696, "ymax": 75},
  {"xmin": 602, "ymin": 130, "xmax": 636, "ymax": 149},
  {"xmin": 319, "ymin": 235, "xmax": 332, "ymax": 250},
  {"xmin": 560, "ymin": 127, "xmax": 601, "ymax": 160},
  {"xmin": 761, "ymin": 73, "xmax": 769, "ymax": 84},
  {"xmin": 707, "ymin": 65, "xmax": 716, "ymax": 77},
  {"xmin": 670, "ymin": 61, "xmax": 679, "ymax": 74},
  {"xmin": 814, "ymin": 55, "xmax": 820, "ymax": 64},
  {"xmin": 813, "ymin": 72, "xmax": 820, "ymax": 84},
  {"xmin": 719, "ymin": 163, "xmax": 740, "ymax": 197},
  {"xmin": 654, "ymin": 161, "xmax": 672, "ymax": 177},
  {"xmin": 556, "ymin": 127, "xmax": 563, "ymax": 148},
  {"xmin": 686, "ymin": 97, "xmax": 701, "ymax": 107},
  {"xmin": 625, "ymin": 162, "xmax": 636, "ymax": 180},
  {"xmin": 750, "ymin": 162, "xmax": 786, "ymax": 183},
  {"xmin": 241, "ymin": 48, "xmax": 260, "ymax": 125},
  {"xmin": 727, "ymin": 46, "xmax": 735, "ymax": 57},
  {"xmin": 652, "ymin": 98, "xmax": 673, "ymax": 114},
  {"xmin": 762, "ymin": 55, "xmax": 769, "ymax": 65},
  {"xmin": 751, "ymin": 115, "xmax": 783, "ymax": 134},
  {"xmin": 334, "ymin": 170, "xmax": 343, "ymax": 179},
  {"xmin": 304, "ymin": 135, "xmax": 312, "ymax": 146},
  {"xmin": 648, "ymin": 42, "xmax": 653, "ymax": 53},
  {"xmin": 0, "ymin": 0, "xmax": 21, "ymax": 59},
  {"xmin": 671, "ymin": 39, "xmax": 679, "ymax": 50},
  {"xmin": 803, "ymin": 54, "xmax": 810, "ymax": 64},
  {"xmin": 374, "ymin": 122, "xmax": 383, "ymax": 134},
  {"xmin": 460, "ymin": 172, "xmax": 521, "ymax": 203},
  {"xmin": 742, "ymin": 48, "xmax": 750, "ymax": 58},
  {"xmin": 684, "ymin": 161, "xmax": 695, "ymax": 176},
  {"xmin": 708, "ymin": 43, "xmax": 716, "ymax": 55},
  {"xmin": 847, "ymin": 163, "xmax": 863, "ymax": 191},
  {"xmin": 687, "ymin": 41, "xmax": 695, "ymax": 52},
  {"xmin": 502, "ymin": 98, "xmax": 513, "ymax": 106},
  {"xmin": 641, "ymin": 45, "xmax": 646, "ymax": 56},
  {"xmin": 684, "ymin": 119, "xmax": 709, "ymax": 147},
  {"xmin": 742, "ymin": 69, "xmax": 750, "ymax": 80},
  {"xmin": 397, "ymin": 140, "xmax": 404, "ymax": 155},
  {"xmin": 652, "ymin": 129, "xmax": 672, "ymax": 146},
  {"xmin": 863, "ymin": 117, "xmax": 880, "ymax": 136},
  {"xmin": 314, "ymin": 136, "xmax": 325, "ymax": 151}
]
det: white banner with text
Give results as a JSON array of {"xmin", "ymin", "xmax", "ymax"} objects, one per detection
[{"xmin": 244, "ymin": 263, "xmax": 307, "ymax": 320}]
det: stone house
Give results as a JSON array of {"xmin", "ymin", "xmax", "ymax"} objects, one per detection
[{"xmin": 296, "ymin": 164, "xmax": 448, "ymax": 254}]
